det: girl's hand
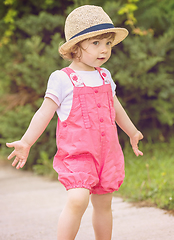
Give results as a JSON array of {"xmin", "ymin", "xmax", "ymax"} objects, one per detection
[
  {"xmin": 6, "ymin": 140, "xmax": 31, "ymax": 169},
  {"xmin": 130, "ymin": 131, "xmax": 143, "ymax": 156}
]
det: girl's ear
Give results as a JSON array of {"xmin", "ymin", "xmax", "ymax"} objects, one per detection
[
  {"xmin": 72, "ymin": 45, "xmax": 82, "ymax": 60},
  {"xmin": 71, "ymin": 45, "xmax": 79, "ymax": 54}
]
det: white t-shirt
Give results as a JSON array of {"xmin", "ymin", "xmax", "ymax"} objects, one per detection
[{"xmin": 45, "ymin": 68, "xmax": 116, "ymax": 121}]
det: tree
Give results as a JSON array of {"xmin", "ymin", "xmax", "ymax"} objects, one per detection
[
  {"xmin": 104, "ymin": 0, "xmax": 174, "ymax": 142},
  {"xmin": 0, "ymin": 0, "xmax": 174, "ymax": 168},
  {"xmin": 0, "ymin": 0, "xmax": 73, "ymax": 167}
]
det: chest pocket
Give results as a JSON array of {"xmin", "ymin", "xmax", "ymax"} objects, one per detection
[
  {"xmin": 79, "ymin": 94, "xmax": 91, "ymax": 129},
  {"xmin": 107, "ymin": 91, "xmax": 115, "ymax": 125}
]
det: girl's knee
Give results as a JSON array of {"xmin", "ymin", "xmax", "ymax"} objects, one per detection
[
  {"xmin": 67, "ymin": 188, "xmax": 90, "ymax": 214},
  {"xmin": 91, "ymin": 193, "xmax": 112, "ymax": 211}
]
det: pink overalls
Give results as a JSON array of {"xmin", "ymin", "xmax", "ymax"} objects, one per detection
[{"xmin": 53, "ymin": 67, "xmax": 124, "ymax": 194}]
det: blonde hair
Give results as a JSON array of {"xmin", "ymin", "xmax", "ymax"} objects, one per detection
[{"xmin": 59, "ymin": 32, "xmax": 116, "ymax": 61}]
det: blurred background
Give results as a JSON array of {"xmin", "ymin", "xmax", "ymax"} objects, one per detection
[{"xmin": 0, "ymin": 0, "xmax": 174, "ymax": 210}]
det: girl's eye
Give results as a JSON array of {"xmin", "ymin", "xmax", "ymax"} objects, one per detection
[
  {"xmin": 93, "ymin": 41, "xmax": 99, "ymax": 45},
  {"xmin": 107, "ymin": 41, "xmax": 112, "ymax": 46}
]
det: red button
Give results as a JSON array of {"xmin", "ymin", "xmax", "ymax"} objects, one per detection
[
  {"xmin": 63, "ymin": 122, "xmax": 67, "ymax": 127},
  {"xmin": 97, "ymin": 103, "xmax": 101, "ymax": 108},
  {"xmin": 95, "ymin": 90, "xmax": 98, "ymax": 93},
  {"xmin": 101, "ymin": 132, "xmax": 105, "ymax": 136},
  {"xmin": 100, "ymin": 118, "xmax": 104, "ymax": 122}
]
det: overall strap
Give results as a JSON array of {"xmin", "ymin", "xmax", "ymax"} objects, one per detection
[
  {"xmin": 96, "ymin": 67, "xmax": 114, "ymax": 125},
  {"xmin": 95, "ymin": 67, "xmax": 110, "ymax": 85},
  {"xmin": 61, "ymin": 67, "xmax": 91, "ymax": 129},
  {"xmin": 61, "ymin": 67, "xmax": 85, "ymax": 87}
]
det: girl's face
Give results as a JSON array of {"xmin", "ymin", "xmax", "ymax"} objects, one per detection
[{"xmin": 72, "ymin": 37, "xmax": 112, "ymax": 71}]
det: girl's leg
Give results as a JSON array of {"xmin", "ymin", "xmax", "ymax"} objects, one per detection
[
  {"xmin": 91, "ymin": 193, "xmax": 113, "ymax": 240},
  {"xmin": 57, "ymin": 188, "xmax": 90, "ymax": 240}
]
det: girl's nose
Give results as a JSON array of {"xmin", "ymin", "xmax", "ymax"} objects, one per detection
[{"xmin": 101, "ymin": 44, "xmax": 108, "ymax": 53}]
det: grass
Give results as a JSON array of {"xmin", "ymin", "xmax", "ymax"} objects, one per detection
[
  {"xmin": 115, "ymin": 138, "xmax": 174, "ymax": 212},
  {"xmin": 2, "ymin": 136, "xmax": 174, "ymax": 212},
  {"xmin": 33, "ymin": 151, "xmax": 58, "ymax": 180},
  {"xmin": 26, "ymin": 138, "xmax": 174, "ymax": 212}
]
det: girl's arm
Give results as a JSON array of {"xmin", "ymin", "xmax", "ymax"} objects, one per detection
[
  {"xmin": 114, "ymin": 95, "xmax": 143, "ymax": 156},
  {"xmin": 6, "ymin": 97, "xmax": 58, "ymax": 169}
]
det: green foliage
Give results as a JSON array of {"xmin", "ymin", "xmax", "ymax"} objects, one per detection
[
  {"xmin": 0, "ymin": 0, "xmax": 174, "ymax": 170},
  {"xmin": 33, "ymin": 151, "xmax": 58, "ymax": 180},
  {"xmin": 118, "ymin": 0, "xmax": 139, "ymax": 27},
  {"xmin": 104, "ymin": 0, "xmax": 174, "ymax": 141},
  {"xmin": 16, "ymin": 12, "xmax": 64, "ymax": 38},
  {"xmin": 0, "ymin": 105, "xmax": 34, "ymax": 144},
  {"xmin": 0, "ymin": 0, "xmax": 70, "ymax": 168},
  {"xmin": 0, "ymin": 0, "xmax": 17, "ymax": 45},
  {"xmin": 116, "ymin": 138, "xmax": 174, "ymax": 211}
]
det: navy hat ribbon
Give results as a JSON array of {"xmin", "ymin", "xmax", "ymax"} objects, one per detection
[{"xmin": 69, "ymin": 23, "xmax": 115, "ymax": 40}]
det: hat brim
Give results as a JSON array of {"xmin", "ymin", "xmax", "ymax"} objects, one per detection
[{"xmin": 59, "ymin": 28, "xmax": 128, "ymax": 55}]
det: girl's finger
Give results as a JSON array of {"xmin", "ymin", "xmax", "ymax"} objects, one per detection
[
  {"xmin": 138, "ymin": 150, "xmax": 143, "ymax": 156},
  {"xmin": 6, "ymin": 142, "xmax": 13, "ymax": 147},
  {"xmin": 132, "ymin": 145, "xmax": 143, "ymax": 156},
  {"xmin": 16, "ymin": 159, "xmax": 26, "ymax": 169},
  {"xmin": 12, "ymin": 156, "xmax": 20, "ymax": 167},
  {"xmin": 133, "ymin": 148, "xmax": 143, "ymax": 156},
  {"xmin": 7, "ymin": 150, "xmax": 16, "ymax": 160},
  {"xmin": 133, "ymin": 147, "xmax": 139, "ymax": 156},
  {"xmin": 16, "ymin": 162, "xmax": 21, "ymax": 169},
  {"xmin": 20, "ymin": 159, "xmax": 26, "ymax": 168}
]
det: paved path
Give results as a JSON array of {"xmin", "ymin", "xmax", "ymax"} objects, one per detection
[{"xmin": 0, "ymin": 166, "xmax": 174, "ymax": 240}]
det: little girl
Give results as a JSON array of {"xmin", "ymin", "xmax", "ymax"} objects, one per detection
[{"xmin": 6, "ymin": 5, "xmax": 143, "ymax": 240}]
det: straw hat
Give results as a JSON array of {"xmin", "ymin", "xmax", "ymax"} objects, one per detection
[{"xmin": 59, "ymin": 5, "xmax": 128, "ymax": 55}]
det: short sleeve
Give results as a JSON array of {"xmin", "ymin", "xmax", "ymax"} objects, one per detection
[
  {"xmin": 45, "ymin": 70, "xmax": 73, "ymax": 104},
  {"xmin": 102, "ymin": 68, "xmax": 116, "ymax": 96},
  {"xmin": 45, "ymin": 70, "xmax": 62, "ymax": 102},
  {"xmin": 45, "ymin": 93, "xmax": 60, "ymax": 106}
]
